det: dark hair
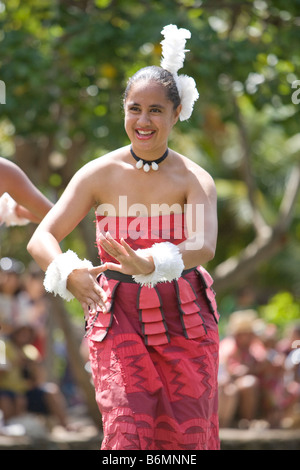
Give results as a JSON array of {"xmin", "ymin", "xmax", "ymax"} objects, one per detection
[{"xmin": 124, "ymin": 66, "xmax": 181, "ymax": 110}]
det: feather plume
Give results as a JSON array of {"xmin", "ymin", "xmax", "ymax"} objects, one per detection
[
  {"xmin": 177, "ymin": 75, "xmax": 199, "ymax": 121},
  {"xmin": 160, "ymin": 24, "xmax": 199, "ymax": 121},
  {"xmin": 160, "ymin": 24, "xmax": 191, "ymax": 75}
]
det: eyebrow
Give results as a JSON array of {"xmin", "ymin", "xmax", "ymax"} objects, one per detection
[
  {"xmin": 149, "ymin": 104, "xmax": 165, "ymax": 109},
  {"xmin": 128, "ymin": 102, "xmax": 165, "ymax": 109}
]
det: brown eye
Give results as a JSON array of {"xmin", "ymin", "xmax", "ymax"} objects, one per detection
[{"xmin": 129, "ymin": 106, "xmax": 140, "ymax": 112}]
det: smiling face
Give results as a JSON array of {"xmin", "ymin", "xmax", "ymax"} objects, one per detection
[{"xmin": 124, "ymin": 79, "xmax": 181, "ymax": 159}]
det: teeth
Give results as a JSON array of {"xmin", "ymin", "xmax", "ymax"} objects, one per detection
[{"xmin": 137, "ymin": 130, "xmax": 153, "ymax": 135}]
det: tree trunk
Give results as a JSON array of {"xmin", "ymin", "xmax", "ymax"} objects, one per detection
[{"xmin": 213, "ymin": 163, "xmax": 300, "ymax": 294}]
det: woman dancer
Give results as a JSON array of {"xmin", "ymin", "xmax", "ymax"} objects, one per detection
[
  {"xmin": 28, "ymin": 25, "xmax": 219, "ymax": 450},
  {"xmin": 0, "ymin": 157, "xmax": 52, "ymax": 225}
]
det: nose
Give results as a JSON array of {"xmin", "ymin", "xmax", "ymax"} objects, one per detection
[{"xmin": 137, "ymin": 111, "xmax": 151, "ymax": 127}]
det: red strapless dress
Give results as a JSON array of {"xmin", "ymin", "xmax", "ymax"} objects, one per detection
[{"xmin": 86, "ymin": 214, "xmax": 220, "ymax": 450}]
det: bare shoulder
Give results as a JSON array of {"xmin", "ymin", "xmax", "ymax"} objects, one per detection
[
  {"xmin": 64, "ymin": 147, "xmax": 128, "ymax": 207},
  {"xmin": 0, "ymin": 157, "xmax": 19, "ymax": 176},
  {"xmin": 0, "ymin": 158, "xmax": 30, "ymax": 194},
  {"xmin": 173, "ymin": 151, "xmax": 216, "ymax": 198},
  {"xmin": 79, "ymin": 147, "xmax": 125, "ymax": 172},
  {"xmin": 71, "ymin": 147, "xmax": 127, "ymax": 183}
]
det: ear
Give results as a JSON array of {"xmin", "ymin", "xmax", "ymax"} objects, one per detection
[{"xmin": 173, "ymin": 104, "xmax": 182, "ymax": 125}]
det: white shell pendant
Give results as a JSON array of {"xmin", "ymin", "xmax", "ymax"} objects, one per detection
[
  {"xmin": 130, "ymin": 146, "xmax": 168, "ymax": 173},
  {"xmin": 136, "ymin": 159, "xmax": 143, "ymax": 169}
]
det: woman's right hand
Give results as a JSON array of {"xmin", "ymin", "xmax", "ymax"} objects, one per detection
[{"xmin": 66, "ymin": 265, "xmax": 108, "ymax": 318}]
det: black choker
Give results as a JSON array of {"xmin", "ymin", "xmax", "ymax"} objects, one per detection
[{"xmin": 130, "ymin": 146, "xmax": 169, "ymax": 172}]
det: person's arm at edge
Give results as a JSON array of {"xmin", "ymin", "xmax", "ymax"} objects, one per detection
[{"xmin": 0, "ymin": 158, "xmax": 53, "ymax": 222}]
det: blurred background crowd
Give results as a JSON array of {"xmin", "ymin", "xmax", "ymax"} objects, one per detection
[
  {"xmin": 219, "ymin": 309, "xmax": 300, "ymax": 430},
  {"xmin": 0, "ymin": 257, "xmax": 77, "ymax": 436}
]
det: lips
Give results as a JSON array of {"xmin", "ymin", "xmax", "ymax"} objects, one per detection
[{"xmin": 135, "ymin": 129, "xmax": 156, "ymax": 140}]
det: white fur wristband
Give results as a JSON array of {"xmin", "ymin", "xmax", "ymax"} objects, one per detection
[
  {"xmin": 132, "ymin": 242, "xmax": 184, "ymax": 288},
  {"xmin": 43, "ymin": 250, "xmax": 93, "ymax": 301},
  {"xmin": 0, "ymin": 192, "xmax": 30, "ymax": 227}
]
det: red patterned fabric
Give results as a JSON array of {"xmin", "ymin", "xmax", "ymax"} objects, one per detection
[{"xmin": 87, "ymin": 214, "xmax": 220, "ymax": 450}]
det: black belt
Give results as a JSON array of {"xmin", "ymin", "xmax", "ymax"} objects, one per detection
[{"xmin": 103, "ymin": 268, "xmax": 196, "ymax": 284}]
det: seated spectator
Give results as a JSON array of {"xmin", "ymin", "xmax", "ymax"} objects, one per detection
[
  {"xmin": 219, "ymin": 310, "xmax": 267, "ymax": 428},
  {"xmin": 0, "ymin": 257, "xmax": 25, "ymax": 335},
  {"xmin": 254, "ymin": 321, "xmax": 287, "ymax": 427},
  {"xmin": 0, "ymin": 259, "xmax": 50, "ymax": 358},
  {"xmin": 0, "ymin": 324, "xmax": 70, "ymax": 429},
  {"xmin": 219, "ymin": 310, "xmax": 300, "ymax": 429},
  {"xmin": 20, "ymin": 262, "xmax": 50, "ymax": 358},
  {"xmin": 279, "ymin": 322, "xmax": 300, "ymax": 428}
]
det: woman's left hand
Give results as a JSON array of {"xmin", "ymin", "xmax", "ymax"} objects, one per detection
[{"xmin": 99, "ymin": 232, "xmax": 155, "ymax": 276}]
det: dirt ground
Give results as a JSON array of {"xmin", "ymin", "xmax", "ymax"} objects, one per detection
[{"xmin": 1, "ymin": 405, "xmax": 300, "ymax": 450}]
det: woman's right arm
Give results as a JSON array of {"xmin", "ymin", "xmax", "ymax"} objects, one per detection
[
  {"xmin": 27, "ymin": 163, "xmax": 108, "ymax": 315},
  {"xmin": 27, "ymin": 167, "xmax": 92, "ymax": 269}
]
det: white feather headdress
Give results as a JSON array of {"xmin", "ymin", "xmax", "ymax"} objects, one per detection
[{"xmin": 160, "ymin": 24, "xmax": 199, "ymax": 121}]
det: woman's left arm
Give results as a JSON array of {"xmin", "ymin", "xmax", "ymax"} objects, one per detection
[{"xmin": 178, "ymin": 167, "xmax": 218, "ymax": 269}]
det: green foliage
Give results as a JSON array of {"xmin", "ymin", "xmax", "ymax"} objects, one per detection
[
  {"xmin": 259, "ymin": 291, "xmax": 300, "ymax": 329},
  {"xmin": 0, "ymin": 0, "xmax": 299, "ymax": 313}
]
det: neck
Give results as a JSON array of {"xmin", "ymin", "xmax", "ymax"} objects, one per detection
[{"xmin": 130, "ymin": 144, "xmax": 168, "ymax": 161}]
